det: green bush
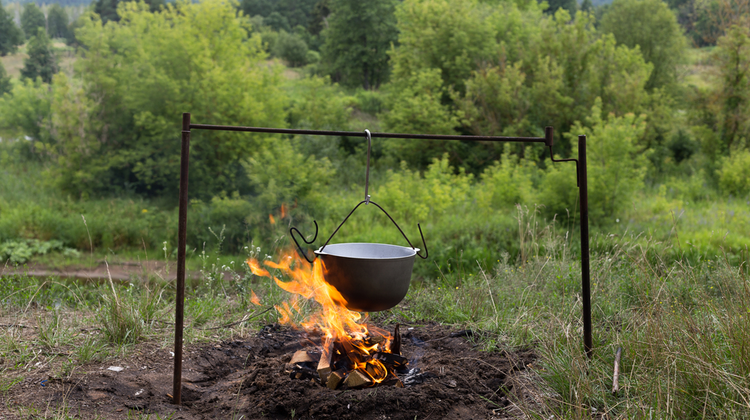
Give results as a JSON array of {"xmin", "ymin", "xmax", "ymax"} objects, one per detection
[
  {"xmin": 354, "ymin": 89, "xmax": 384, "ymax": 115},
  {"xmin": 542, "ymin": 100, "xmax": 648, "ymax": 222},
  {"xmin": 477, "ymin": 146, "xmax": 537, "ymax": 210},
  {"xmin": 188, "ymin": 194, "xmax": 254, "ymax": 254},
  {"xmin": 272, "ymin": 31, "xmax": 309, "ymax": 67},
  {"xmin": 0, "ymin": 239, "xmax": 78, "ymax": 265},
  {"xmin": 718, "ymin": 148, "xmax": 750, "ymax": 197}
]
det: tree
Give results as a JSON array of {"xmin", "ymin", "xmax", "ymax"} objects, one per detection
[
  {"xmin": 544, "ymin": 0, "xmax": 577, "ymax": 15},
  {"xmin": 20, "ymin": 28, "xmax": 58, "ymax": 83},
  {"xmin": 320, "ymin": 0, "xmax": 398, "ymax": 89},
  {"xmin": 45, "ymin": 0, "xmax": 288, "ymax": 198},
  {"xmin": 712, "ymin": 25, "xmax": 750, "ymax": 152},
  {"xmin": 47, "ymin": 4, "xmax": 70, "ymax": 39},
  {"xmin": 0, "ymin": 60, "xmax": 11, "ymax": 95},
  {"xmin": 239, "ymin": 0, "xmax": 318, "ymax": 29},
  {"xmin": 0, "ymin": 0, "xmax": 24, "ymax": 55},
  {"xmin": 21, "ymin": 3, "xmax": 46, "ymax": 39},
  {"xmin": 390, "ymin": 0, "xmax": 500, "ymax": 97},
  {"xmin": 600, "ymin": 0, "xmax": 686, "ymax": 91},
  {"xmin": 385, "ymin": 2, "xmax": 655, "ymax": 171},
  {"xmin": 93, "ymin": 0, "xmax": 165, "ymax": 23},
  {"xmin": 580, "ymin": 0, "xmax": 593, "ymax": 13}
]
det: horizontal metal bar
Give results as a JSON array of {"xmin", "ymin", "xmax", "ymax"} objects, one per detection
[{"xmin": 189, "ymin": 124, "xmax": 546, "ymax": 143}]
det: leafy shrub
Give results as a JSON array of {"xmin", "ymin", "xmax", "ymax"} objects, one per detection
[
  {"xmin": 354, "ymin": 89, "xmax": 384, "ymax": 115},
  {"xmin": 477, "ymin": 146, "xmax": 537, "ymax": 211},
  {"xmin": 0, "ymin": 239, "xmax": 78, "ymax": 265},
  {"xmin": 305, "ymin": 50, "xmax": 320, "ymax": 64},
  {"xmin": 272, "ymin": 31, "xmax": 309, "ymax": 67},
  {"xmin": 542, "ymin": 100, "xmax": 648, "ymax": 222},
  {"xmin": 188, "ymin": 194, "xmax": 254, "ymax": 254},
  {"xmin": 244, "ymin": 140, "xmax": 336, "ymax": 216},
  {"xmin": 376, "ymin": 155, "xmax": 473, "ymax": 224},
  {"xmin": 718, "ymin": 148, "xmax": 750, "ymax": 197}
]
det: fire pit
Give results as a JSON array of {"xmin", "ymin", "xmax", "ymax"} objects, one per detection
[{"xmin": 247, "ymin": 247, "xmax": 420, "ymax": 390}]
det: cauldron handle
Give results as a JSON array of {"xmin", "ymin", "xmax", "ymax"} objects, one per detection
[
  {"xmin": 319, "ymin": 200, "xmax": 428, "ymax": 260},
  {"xmin": 290, "ymin": 220, "xmax": 318, "ymax": 264}
]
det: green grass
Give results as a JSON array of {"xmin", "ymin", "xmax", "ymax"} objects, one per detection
[
  {"xmin": 0, "ymin": 40, "xmax": 75, "ymax": 79},
  {"xmin": 682, "ymin": 46, "xmax": 717, "ymax": 91}
]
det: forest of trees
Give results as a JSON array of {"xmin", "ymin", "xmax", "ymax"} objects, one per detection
[{"xmin": 0, "ymin": 0, "xmax": 749, "ymax": 258}]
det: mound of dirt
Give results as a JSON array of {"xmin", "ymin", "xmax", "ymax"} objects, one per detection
[{"xmin": 3, "ymin": 324, "xmax": 548, "ymax": 419}]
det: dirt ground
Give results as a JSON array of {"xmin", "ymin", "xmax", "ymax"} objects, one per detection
[
  {"xmin": 1, "ymin": 260, "xmax": 210, "ymax": 283},
  {"xmin": 1, "ymin": 324, "xmax": 553, "ymax": 419}
]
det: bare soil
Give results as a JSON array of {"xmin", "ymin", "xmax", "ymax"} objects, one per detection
[
  {"xmin": 1, "ymin": 324, "xmax": 549, "ymax": 419},
  {"xmin": 1, "ymin": 260, "xmax": 220, "ymax": 283}
]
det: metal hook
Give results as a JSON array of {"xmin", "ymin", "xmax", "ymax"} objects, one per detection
[
  {"xmin": 290, "ymin": 220, "xmax": 318, "ymax": 264},
  {"xmin": 364, "ymin": 129, "xmax": 371, "ymax": 204}
]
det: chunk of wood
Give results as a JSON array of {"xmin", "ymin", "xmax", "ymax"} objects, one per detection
[
  {"xmin": 344, "ymin": 369, "xmax": 372, "ymax": 389},
  {"xmin": 290, "ymin": 350, "xmax": 319, "ymax": 365},
  {"xmin": 390, "ymin": 324, "xmax": 401, "ymax": 355},
  {"xmin": 373, "ymin": 352, "xmax": 407, "ymax": 369},
  {"xmin": 317, "ymin": 338, "xmax": 334, "ymax": 384},
  {"xmin": 338, "ymin": 340, "xmax": 365, "ymax": 365},
  {"xmin": 327, "ymin": 368, "xmax": 347, "ymax": 390},
  {"xmin": 382, "ymin": 376, "xmax": 404, "ymax": 388},
  {"xmin": 612, "ymin": 347, "xmax": 623, "ymax": 395}
]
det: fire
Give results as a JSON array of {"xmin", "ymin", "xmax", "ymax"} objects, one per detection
[
  {"xmin": 250, "ymin": 290, "xmax": 261, "ymax": 306},
  {"xmin": 247, "ymin": 250, "xmax": 398, "ymax": 386}
]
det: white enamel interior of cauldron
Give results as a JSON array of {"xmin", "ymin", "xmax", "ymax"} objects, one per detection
[{"xmin": 315, "ymin": 243, "xmax": 418, "ymax": 260}]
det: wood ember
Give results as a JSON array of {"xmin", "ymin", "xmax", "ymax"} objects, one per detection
[
  {"xmin": 288, "ymin": 324, "xmax": 410, "ymax": 389},
  {"xmin": 373, "ymin": 352, "xmax": 408, "ymax": 371}
]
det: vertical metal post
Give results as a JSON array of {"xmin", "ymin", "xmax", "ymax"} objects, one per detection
[
  {"xmin": 579, "ymin": 135, "xmax": 593, "ymax": 358},
  {"xmin": 173, "ymin": 112, "xmax": 191, "ymax": 404}
]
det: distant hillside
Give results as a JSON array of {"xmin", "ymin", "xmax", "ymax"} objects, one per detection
[{"xmin": 7, "ymin": 0, "xmax": 92, "ymax": 5}]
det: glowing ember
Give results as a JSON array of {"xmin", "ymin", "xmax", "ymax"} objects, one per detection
[{"xmin": 247, "ymin": 250, "xmax": 404, "ymax": 388}]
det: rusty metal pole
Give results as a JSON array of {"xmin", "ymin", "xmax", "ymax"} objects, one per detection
[
  {"xmin": 579, "ymin": 135, "xmax": 593, "ymax": 358},
  {"xmin": 173, "ymin": 112, "xmax": 191, "ymax": 404}
]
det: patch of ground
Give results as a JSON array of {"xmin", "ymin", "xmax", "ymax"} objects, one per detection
[
  {"xmin": 2, "ymin": 324, "xmax": 551, "ymax": 419},
  {"xmin": 1, "ymin": 260, "xmax": 224, "ymax": 283}
]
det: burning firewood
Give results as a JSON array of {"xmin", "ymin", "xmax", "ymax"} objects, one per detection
[
  {"xmin": 390, "ymin": 324, "xmax": 401, "ymax": 355},
  {"xmin": 317, "ymin": 338, "xmax": 334, "ymax": 383},
  {"xmin": 289, "ymin": 350, "xmax": 320, "ymax": 365},
  {"xmin": 344, "ymin": 369, "xmax": 372, "ymax": 388},
  {"xmin": 373, "ymin": 352, "xmax": 408, "ymax": 372},
  {"xmin": 327, "ymin": 368, "xmax": 347, "ymax": 390}
]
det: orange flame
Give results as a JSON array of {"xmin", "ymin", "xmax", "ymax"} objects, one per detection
[
  {"xmin": 246, "ymin": 250, "xmax": 394, "ymax": 384},
  {"xmin": 250, "ymin": 290, "xmax": 261, "ymax": 306}
]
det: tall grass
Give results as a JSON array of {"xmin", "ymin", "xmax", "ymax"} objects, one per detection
[{"xmin": 385, "ymin": 211, "xmax": 750, "ymax": 418}]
